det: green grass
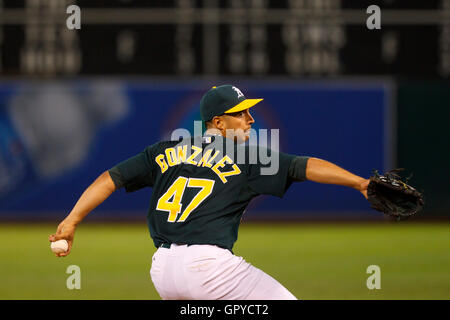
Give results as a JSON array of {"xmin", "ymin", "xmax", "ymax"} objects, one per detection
[{"xmin": 0, "ymin": 222, "xmax": 449, "ymax": 300}]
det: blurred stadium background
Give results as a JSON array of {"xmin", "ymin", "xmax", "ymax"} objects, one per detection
[{"xmin": 0, "ymin": 0, "xmax": 449, "ymax": 300}]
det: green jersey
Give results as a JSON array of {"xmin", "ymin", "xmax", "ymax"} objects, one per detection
[{"xmin": 109, "ymin": 135, "xmax": 301, "ymax": 251}]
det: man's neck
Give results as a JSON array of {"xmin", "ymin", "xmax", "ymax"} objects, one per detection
[{"xmin": 205, "ymin": 128, "xmax": 223, "ymax": 137}]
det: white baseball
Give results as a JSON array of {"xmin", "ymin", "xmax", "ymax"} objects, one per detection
[{"xmin": 50, "ymin": 239, "xmax": 69, "ymax": 254}]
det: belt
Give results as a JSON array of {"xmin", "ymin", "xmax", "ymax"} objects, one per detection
[
  {"xmin": 159, "ymin": 243, "xmax": 233, "ymax": 254},
  {"xmin": 160, "ymin": 243, "xmax": 188, "ymax": 249}
]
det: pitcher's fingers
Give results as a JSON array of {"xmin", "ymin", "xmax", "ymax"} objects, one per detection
[
  {"xmin": 59, "ymin": 250, "xmax": 70, "ymax": 257},
  {"xmin": 49, "ymin": 234, "xmax": 62, "ymax": 242},
  {"xmin": 57, "ymin": 241, "xmax": 72, "ymax": 257},
  {"xmin": 50, "ymin": 233, "xmax": 66, "ymax": 242}
]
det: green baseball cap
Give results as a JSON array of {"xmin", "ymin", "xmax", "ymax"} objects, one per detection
[{"xmin": 200, "ymin": 84, "xmax": 263, "ymax": 122}]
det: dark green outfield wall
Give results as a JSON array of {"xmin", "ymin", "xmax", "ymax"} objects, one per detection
[{"xmin": 397, "ymin": 82, "xmax": 450, "ymax": 216}]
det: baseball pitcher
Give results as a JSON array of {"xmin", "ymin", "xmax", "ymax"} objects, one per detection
[{"xmin": 50, "ymin": 85, "xmax": 405, "ymax": 300}]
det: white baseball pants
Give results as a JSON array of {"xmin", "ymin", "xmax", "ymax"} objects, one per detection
[{"xmin": 150, "ymin": 244, "xmax": 297, "ymax": 300}]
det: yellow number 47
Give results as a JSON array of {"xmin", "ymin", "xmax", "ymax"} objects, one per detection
[{"xmin": 156, "ymin": 177, "xmax": 215, "ymax": 223}]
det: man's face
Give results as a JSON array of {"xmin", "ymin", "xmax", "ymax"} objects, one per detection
[{"xmin": 221, "ymin": 108, "xmax": 255, "ymax": 142}]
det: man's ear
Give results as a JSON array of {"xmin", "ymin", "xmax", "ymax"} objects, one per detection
[{"xmin": 212, "ymin": 116, "xmax": 225, "ymax": 131}]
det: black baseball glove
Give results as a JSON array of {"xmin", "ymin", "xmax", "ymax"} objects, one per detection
[{"xmin": 367, "ymin": 169, "xmax": 424, "ymax": 221}]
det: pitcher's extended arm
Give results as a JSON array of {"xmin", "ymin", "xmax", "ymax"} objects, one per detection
[
  {"xmin": 48, "ymin": 171, "xmax": 116, "ymax": 257},
  {"xmin": 304, "ymin": 157, "xmax": 369, "ymax": 199}
]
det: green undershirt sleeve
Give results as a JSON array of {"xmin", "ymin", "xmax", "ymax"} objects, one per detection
[
  {"xmin": 108, "ymin": 166, "xmax": 125, "ymax": 189},
  {"xmin": 288, "ymin": 156, "xmax": 310, "ymax": 182}
]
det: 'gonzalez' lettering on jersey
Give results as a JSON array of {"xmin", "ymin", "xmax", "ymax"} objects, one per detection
[{"xmin": 155, "ymin": 145, "xmax": 241, "ymax": 183}]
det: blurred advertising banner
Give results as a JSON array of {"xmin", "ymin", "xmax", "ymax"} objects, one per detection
[{"xmin": 0, "ymin": 80, "xmax": 392, "ymax": 220}]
